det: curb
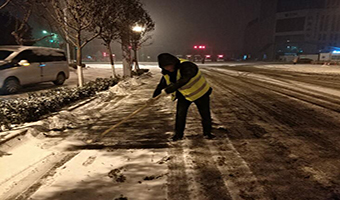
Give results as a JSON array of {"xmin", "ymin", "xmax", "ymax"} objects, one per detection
[
  {"xmin": 66, "ymin": 96, "xmax": 98, "ymax": 111},
  {"xmin": 0, "ymin": 96, "xmax": 98, "ymax": 146},
  {"xmin": 0, "ymin": 128, "xmax": 28, "ymax": 146}
]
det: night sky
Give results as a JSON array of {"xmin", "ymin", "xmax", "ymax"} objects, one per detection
[{"xmin": 140, "ymin": 0, "xmax": 260, "ymax": 57}]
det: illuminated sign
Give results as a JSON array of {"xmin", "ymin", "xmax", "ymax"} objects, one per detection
[
  {"xmin": 332, "ymin": 50, "xmax": 340, "ymax": 54},
  {"xmin": 194, "ymin": 45, "xmax": 206, "ymax": 49}
]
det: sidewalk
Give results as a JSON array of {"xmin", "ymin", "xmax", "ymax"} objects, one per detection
[{"xmin": 1, "ymin": 68, "xmax": 176, "ymax": 200}]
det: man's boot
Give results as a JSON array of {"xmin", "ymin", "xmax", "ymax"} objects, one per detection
[{"xmin": 203, "ymin": 133, "xmax": 216, "ymax": 139}]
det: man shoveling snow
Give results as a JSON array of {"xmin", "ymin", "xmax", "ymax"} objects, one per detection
[{"xmin": 150, "ymin": 53, "xmax": 216, "ymax": 141}]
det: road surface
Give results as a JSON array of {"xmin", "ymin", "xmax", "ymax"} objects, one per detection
[{"xmin": 1, "ymin": 63, "xmax": 340, "ymax": 200}]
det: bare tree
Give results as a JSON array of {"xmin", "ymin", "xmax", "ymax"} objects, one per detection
[
  {"xmin": 6, "ymin": 0, "xmax": 54, "ymax": 45},
  {"xmin": 39, "ymin": 0, "xmax": 101, "ymax": 87},
  {"xmin": 95, "ymin": 0, "xmax": 122, "ymax": 79},
  {"xmin": 130, "ymin": 10, "xmax": 154, "ymax": 71},
  {"xmin": 115, "ymin": 0, "xmax": 154, "ymax": 77}
]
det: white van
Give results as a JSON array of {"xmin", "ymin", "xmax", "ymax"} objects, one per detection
[{"xmin": 0, "ymin": 46, "xmax": 69, "ymax": 94}]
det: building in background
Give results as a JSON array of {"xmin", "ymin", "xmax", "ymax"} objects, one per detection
[
  {"xmin": 244, "ymin": 0, "xmax": 340, "ymax": 61},
  {"xmin": 243, "ymin": 0, "xmax": 277, "ymax": 61}
]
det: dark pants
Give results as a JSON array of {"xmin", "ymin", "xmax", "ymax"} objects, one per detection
[{"xmin": 175, "ymin": 90, "xmax": 212, "ymax": 138}]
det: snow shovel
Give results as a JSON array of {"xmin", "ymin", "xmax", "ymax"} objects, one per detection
[{"xmin": 86, "ymin": 94, "xmax": 164, "ymax": 144}]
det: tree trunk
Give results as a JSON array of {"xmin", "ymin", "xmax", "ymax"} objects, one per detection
[
  {"xmin": 121, "ymin": 41, "xmax": 132, "ymax": 78},
  {"xmin": 106, "ymin": 41, "xmax": 117, "ymax": 78},
  {"xmin": 76, "ymin": 32, "xmax": 84, "ymax": 87},
  {"xmin": 133, "ymin": 48, "xmax": 140, "ymax": 71},
  {"xmin": 76, "ymin": 46, "xmax": 84, "ymax": 87}
]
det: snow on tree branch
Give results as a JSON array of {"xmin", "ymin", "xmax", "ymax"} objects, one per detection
[{"xmin": 0, "ymin": 0, "xmax": 11, "ymax": 9}]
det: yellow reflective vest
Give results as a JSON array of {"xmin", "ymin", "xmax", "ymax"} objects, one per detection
[{"xmin": 163, "ymin": 60, "xmax": 210, "ymax": 102}]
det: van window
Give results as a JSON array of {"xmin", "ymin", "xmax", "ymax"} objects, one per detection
[
  {"xmin": 12, "ymin": 50, "xmax": 41, "ymax": 63},
  {"xmin": 44, "ymin": 51, "xmax": 67, "ymax": 62},
  {"xmin": 0, "ymin": 50, "xmax": 13, "ymax": 60}
]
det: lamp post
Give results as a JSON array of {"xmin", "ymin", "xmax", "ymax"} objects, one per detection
[{"xmin": 132, "ymin": 25, "xmax": 145, "ymax": 71}]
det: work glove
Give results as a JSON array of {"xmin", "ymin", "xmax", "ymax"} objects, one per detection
[
  {"xmin": 146, "ymin": 90, "xmax": 168, "ymax": 105},
  {"xmin": 160, "ymin": 89, "xmax": 168, "ymax": 96}
]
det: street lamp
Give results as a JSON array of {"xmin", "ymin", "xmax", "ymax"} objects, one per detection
[
  {"xmin": 132, "ymin": 25, "xmax": 145, "ymax": 71},
  {"xmin": 132, "ymin": 25, "xmax": 145, "ymax": 33}
]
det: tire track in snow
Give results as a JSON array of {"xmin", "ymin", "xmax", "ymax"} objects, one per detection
[
  {"xmin": 166, "ymin": 142, "xmax": 192, "ymax": 200},
  {"xmin": 205, "ymin": 68, "xmax": 340, "ymax": 113},
  {"xmin": 202, "ymin": 68, "xmax": 340, "ymax": 199},
  {"xmin": 185, "ymin": 106, "xmax": 268, "ymax": 200},
  {"xmin": 203, "ymin": 68, "xmax": 340, "ymax": 152}
]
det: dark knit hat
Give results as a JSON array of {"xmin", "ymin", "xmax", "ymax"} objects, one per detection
[{"xmin": 158, "ymin": 53, "xmax": 180, "ymax": 68}]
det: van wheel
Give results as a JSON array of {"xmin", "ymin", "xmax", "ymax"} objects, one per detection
[
  {"xmin": 53, "ymin": 73, "xmax": 66, "ymax": 85},
  {"xmin": 3, "ymin": 78, "xmax": 20, "ymax": 94}
]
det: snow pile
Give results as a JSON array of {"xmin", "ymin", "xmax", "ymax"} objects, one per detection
[
  {"xmin": 109, "ymin": 77, "xmax": 143, "ymax": 96},
  {"xmin": 46, "ymin": 111, "xmax": 78, "ymax": 131},
  {"xmin": 128, "ymin": 77, "xmax": 143, "ymax": 86},
  {"xmin": 109, "ymin": 83, "xmax": 130, "ymax": 96},
  {"xmin": 138, "ymin": 71, "xmax": 153, "ymax": 79}
]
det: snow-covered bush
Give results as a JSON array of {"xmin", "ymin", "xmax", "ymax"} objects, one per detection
[{"xmin": 0, "ymin": 78, "xmax": 118, "ymax": 131}]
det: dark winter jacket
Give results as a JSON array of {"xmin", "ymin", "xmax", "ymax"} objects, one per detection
[{"xmin": 153, "ymin": 53, "xmax": 211, "ymax": 98}]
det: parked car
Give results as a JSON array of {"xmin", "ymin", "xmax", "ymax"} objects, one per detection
[
  {"xmin": 296, "ymin": 58, "xmax": 313, "ymax": 64},
  {"xmin": 0, "ymin": 46, "xmax": 69, "ymax": 94}
]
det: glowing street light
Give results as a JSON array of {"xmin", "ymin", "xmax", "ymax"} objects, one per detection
[
  {"xmin": 42, "ymin": 30, "xmax": 48, "ymax": 34},
  {"xmin": 132, "ymin": 25, "xmax": 145, "ymax": 71},
  {"xmin": 132, "ymin": 25, "xmax": 145, "ymax": 33}
]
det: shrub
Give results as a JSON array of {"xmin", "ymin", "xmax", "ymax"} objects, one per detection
[{"xmin": 0, "ymin": 77, "xmax": 119, "ymax": 131}]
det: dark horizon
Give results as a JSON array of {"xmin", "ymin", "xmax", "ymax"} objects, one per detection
[{"xmin": 140, "ymin": 0, "xmax": 260, "ymax": 57}]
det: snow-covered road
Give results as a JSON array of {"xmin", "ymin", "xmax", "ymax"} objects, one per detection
[{"xmin": 1, "ymin": 63, "xmax": 340, "ymax": 200}]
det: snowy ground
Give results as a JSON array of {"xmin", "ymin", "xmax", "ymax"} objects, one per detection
[
  {"xmin": 253, "ymin": 63, "xmax": 340, "ymax": 74},
  {"xmin": 0, "ymin": 62, "xmax": 159, "ymax": 100},
  {"xmin": 1, "ymin": 68, "xmax": 170, "ymax": 200},
  {"xmin": 1, "ymin": 62, "xmax": 340, "ymax": 200}
]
